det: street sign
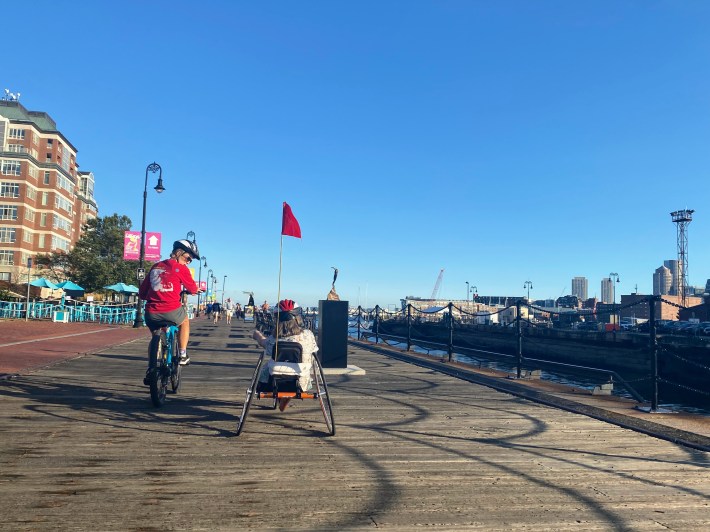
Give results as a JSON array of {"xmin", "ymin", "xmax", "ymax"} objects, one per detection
[{"xmin": 137, "ymin": 268, "xmax": 145, "ymax": 281}]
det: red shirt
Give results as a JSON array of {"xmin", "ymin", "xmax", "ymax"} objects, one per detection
[{"xmin": 139, "ymin": 258, "xmax": 198, "ymax": 313}]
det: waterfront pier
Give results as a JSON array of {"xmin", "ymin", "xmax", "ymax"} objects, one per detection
[{"xmin": 1, "ymin": 318, "xmax": 709, "ymax": 530}]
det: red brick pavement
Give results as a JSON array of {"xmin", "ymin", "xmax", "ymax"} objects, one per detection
[{"xmin": 0, "ymin": 320, "xmax": 149, "ymax": 376}]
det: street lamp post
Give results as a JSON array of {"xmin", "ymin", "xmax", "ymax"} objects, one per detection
[
  {"xmin": 222, "ymin": 275, "xmax": 227, "ymax": 305},
  {"xmin": 133, "ymin": 162, "xmax": 165, "ymax": 328},
  {"xmin": 471, "ymin": 285, "xmax": 478, "ymax": 302},
  {"xmin": 196, "ymin": 256, "xmax": 207, "ymax": 316},
  {"xmin": 207, "ymin": 269, "xmax": 213, "ymax": 303},
  {"xmin": 465, "ymin": 281, "xmax": 469, "ymax": 304},
  {"xmin": 524, "ymin": 280, "xmax": 533, "ymax": 301},
  {"xmin": 609, "ymin": 272, "xmax": 620, "ymax": 326}
]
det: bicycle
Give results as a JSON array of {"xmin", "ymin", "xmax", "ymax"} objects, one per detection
[{"xmin": 146, "ymin": 293, "xmax": 189, "ymax": 407}]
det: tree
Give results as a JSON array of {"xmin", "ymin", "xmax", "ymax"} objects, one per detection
[{"xmin": 36, "ymin": 213, "xmax": 150, "ymax": 292}]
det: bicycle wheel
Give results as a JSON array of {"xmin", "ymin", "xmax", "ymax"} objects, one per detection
[
  {"xmin": 235, "ymin": 352, "xmax": 265, "ymax": 436},
  {"xmin": 149, "ymin": 331, "xmax": 168, "ymax": 407},
  {"xmin": 170, "ymin": 331, "xmax": 181, "ymax": 393},
  {"xmin": 312, "ymin": 355, "xmax": 335, "ymax": 436}
]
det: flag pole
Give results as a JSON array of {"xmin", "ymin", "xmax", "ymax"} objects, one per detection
[{"xmin": 275, "ymin": 233, "xmax": 284, "ymax": 355}]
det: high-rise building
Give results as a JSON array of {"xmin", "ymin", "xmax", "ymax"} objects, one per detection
[
  {"xmin": 601, "ymin": 277, "xmax": 614, "ymax": 304},
  {"xmin": 0, "ymin": 99, "xmax": 98, "ymax": 283},
  {"xmin": 653, "ymin": 265, "xmax": 672, "ymax": 296},
  {"xmin": 664, "ymin": 259, "xmax": 681, "ymax": 296},
  {"xmin": 571, "ymin": 276, "xmax": 588, "ymax": 300}
]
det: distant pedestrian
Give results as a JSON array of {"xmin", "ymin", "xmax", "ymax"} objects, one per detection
[
  {"xmin": 212, "ymin": 301, "xmax": 222, "ymax": 324},
  {"xmin": 235, "ymin": 302, "xmax": 243, "ymax": 319},
  {"xmin": 225, "ymin": 298, "xmax": 234, "ymax": 325},
  {"xmin": 261, "ymin": 300, "xmax": 269, "ymax": 312},
  {"xmin": 206, "ymin": 302, "xmax": 213, "ymax": 319}
]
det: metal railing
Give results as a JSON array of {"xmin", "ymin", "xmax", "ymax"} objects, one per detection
[{"xmin": 350, "ymin": 296, "xmax": 710, "ymax": 412}]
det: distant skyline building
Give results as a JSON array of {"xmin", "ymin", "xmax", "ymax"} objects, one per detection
[
  {"xmin": 571, "ymin": 276, "xmax": 588, "ymax": 300},
  {"xmin": 653, "ymin": 265, "xmax": 672, "ymax": 296},
  {"xmin": 664, "ymin": 259, "xmax": 681, "ymax": 296},
  {"xmin": 0, "ymin": 99, "xmax": 98, "ymax": 283},
  {"xmin": 601, "ymin": 277, "xmax": 614, "ymax": 304}
]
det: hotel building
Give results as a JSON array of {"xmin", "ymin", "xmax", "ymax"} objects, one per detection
[{"xmin": 0, "ymin": 99, "xmax": 98, "ymax": 283}]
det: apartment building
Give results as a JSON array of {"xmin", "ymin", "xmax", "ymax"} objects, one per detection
[
  {"xmin": 0, "ymin": 99, "xmax": 98, "ymax": 283},
  {"xmin": 571, "ymin": 276, "xmax": 588, "ymax": 300}
]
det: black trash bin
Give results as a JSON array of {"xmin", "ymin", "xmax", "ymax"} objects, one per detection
[{"xmin": 318, "ymin": 300, "xmax": 348, "ymax": 368}]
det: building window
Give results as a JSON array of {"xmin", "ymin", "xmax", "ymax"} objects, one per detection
[
  {"xmin": 1, "ymin": 160, "xmax": 22, "ymax": 176},
  {"xmin": 25, "ymin": 186, "xmax": 36, "ymax": 200},
  {"xmin": 43, "ymin": 171, "xmax": 50, "ymax": 185},
  {"xmin": 0, "ymin": 272, "xmax": 10, "ymax": 281},
  {"xmin": 0, "ymin": 250, "xmax": 14, "ymax": 265},
  {"xmin": 46, "ymin": 154, "xmax": 52, "ymax": 163},
  {"xmin": 22, "ymin": 230, "xmax": 32, "ymax": 244},
  {"xmin": 8, "ymin": 129, "xmax": 25, "ymax": 140},
  {"xmin": 53, "ymin": 214, "xmax": 71, "ymax": 233},
  {"xmin": 24, "ymin": 208, "xmax": 35, "ymax": 222},
  {"xmin": 0, "ymin": 228, "xmax": 16, "ymax": 243},
  {"xmin": 0, "ymin": 205, "xmax": 18, "ymax": 220},
  {"xmin": 41, "ymin": 192, "xmax": 48, "ymax": 206},
  {"xmin": 27, "ymin": 166, "xmax": 37, "ymax": 178},
  {"xmin": 38, "ymin": 234, "xmax": 45, "ymax": 248},
  {"xmin": 40, "ymin": 212, "xmax": 47, "ymax": 226},
  {"xmin": 56, "ymin": 174, "xmax": 74, "ymax": 194},
  {"xmin": 51, "ymin": 236, "xmax": 70, "ymax": 253},
  {"xmin": 47, "ymin": 139, "xmax": 53, "ymax": 147},
  {"xmin": 54, "ymin": 195, "xmax": 73, "ymax": 214},
  {"xmin": 0, "ymin": 182, "xmax": 20, "ymax": 198},
  {"xmin": 32, "ymin": 132, "xmax": 38, "ymax": 145}
]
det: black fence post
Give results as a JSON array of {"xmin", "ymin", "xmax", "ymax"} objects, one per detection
[
  {"xmin": 374, "ymin": 305, "xmax": 380, "ymax": 344},
  {"xmin": 447, "ymin": 302, "xmax": 454, "ymax": 362},
  {"xmin": 357, "ymin": 305, "xmax": 362, "ymax": 340},
  {"xmin": 516, "ymin": 300, "xmax": 522, "ymax": 378},
  {"xmin": 406, "ymin": 304, "xmax": 412, "ymax": 351},
  {"xmin": 649, "ymin": 295, "xmax": 659, "ymax": 411}
]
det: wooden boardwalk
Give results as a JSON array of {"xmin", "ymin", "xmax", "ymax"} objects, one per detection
[{"xmin": 1, "ymin": 319, "xmax": 709, "ymax": 530}]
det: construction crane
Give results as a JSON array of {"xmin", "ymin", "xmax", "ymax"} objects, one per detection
[{"xmin": 430, "ymin": 269, "xmax": 445, "ymax": 300}]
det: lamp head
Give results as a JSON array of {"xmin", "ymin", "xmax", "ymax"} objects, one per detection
[{"xmin": 154, "ymin": 177, "xmax": 165, "ymax": 194}]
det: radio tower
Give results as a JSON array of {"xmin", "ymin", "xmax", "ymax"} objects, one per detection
[{"xmin": 671, "ymin": 209, "xmax": 694, "ymax": 307}]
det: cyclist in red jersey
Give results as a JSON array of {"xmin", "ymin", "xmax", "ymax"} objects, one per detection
[{"xmin": 139, "ymin": 239, "xmax": 200, "ymax": 369}]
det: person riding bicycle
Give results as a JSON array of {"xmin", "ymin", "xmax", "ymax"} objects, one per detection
[{"xmin": 139, "ymin": 239, "xmax": 200, "ymax": 378}]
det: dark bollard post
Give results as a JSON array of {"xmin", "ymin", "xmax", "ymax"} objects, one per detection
[
  {"xmin": 516, "ymin": 300, "xmax": 523, "ymax": 378},
  {"xmin": 374, "ymin": 305, "xmax": 380, "ymax": 344},
  {"xmin": 357, "ymin": 305, "xmax": 362, "ymax": 340},
  {"xmin": 406, "ymin": 304, "xmax": 413, "ymax": 351},
  {"xmin": 649, "ymin": 295, "xmax": 659, "ymax": 411},
  {"xmin": 448, "ymin": 302, "xmax": 454, "ymax": 362}
]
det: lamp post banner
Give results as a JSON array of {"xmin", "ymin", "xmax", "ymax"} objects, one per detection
[
  {"xmin": 123, "ymin": 231, "xmax": 141, "ymax": 260},
  {"xmin": 199, "ymin": 281, "xmax": 207, "ymax": 291},
  {"xmin": 145, "ymin": 232, "xmax": 162, "ymax": 261}
]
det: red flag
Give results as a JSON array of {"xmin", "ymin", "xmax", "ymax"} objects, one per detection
[{"xmin": 281, "ymin": 202, "xmax": 301, "ymax": 238}]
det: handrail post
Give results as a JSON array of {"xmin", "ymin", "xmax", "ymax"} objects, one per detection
[
  {"xmin": 406, "ymin": 304, "xmax": 412, "ymax": 351},
  {"xmin": 374, "ymin": 305, "xmax": 380, "ymax": 344},
  {"xmin": 649, "ymin": 295, "xmax": 659, "ymax": 411},
  {"xmin": 516, "ymin": 300, "xmax": 523, "ymax": 378},
  {"xmin": 357, "ymin": 305, "xmax": 362, "ymax": 340},
  {"xmin": 448, "ymin": 302, "xmax": 454, "ymax": 362}
]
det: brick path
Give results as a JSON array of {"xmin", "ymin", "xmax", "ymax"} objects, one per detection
[{"xmin": 0, "ymin": 320, "xmax": 148, "ymax": 376}]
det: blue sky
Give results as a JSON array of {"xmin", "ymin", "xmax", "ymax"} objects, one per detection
[{"xmin": 5, "ymin": 1, "xmax": 710, "ymax": 308}]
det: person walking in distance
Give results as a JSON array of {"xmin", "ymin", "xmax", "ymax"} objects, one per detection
[
  {"xmin": 225, "ymin": 297, "xmax": 234, "ymax": 325},
  {"xmin": 211, "ymin": 300, "xmax": 222, "ymax": 324}
]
